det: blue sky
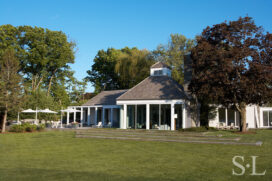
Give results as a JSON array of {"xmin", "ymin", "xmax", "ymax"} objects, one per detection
[{"xmin": 1, "ymin": 0, "xmax": 272, "ymax": 92}]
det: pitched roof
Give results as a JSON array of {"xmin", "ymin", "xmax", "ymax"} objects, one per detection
[
  {"xmin": 82, "ymin": 90, "xmax": 127, "ymax": 106},
  {"xmin": 117, "ymin": 76, "xmax": 187, "ymax": 100},
  {"xmin": 151, "ymin": 62, "xmax": 171, "ymax": 69}
]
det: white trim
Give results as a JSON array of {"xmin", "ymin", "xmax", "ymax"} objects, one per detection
[
  {"xmin": 87, "ymin": 107, "xmax": 91, "ymax": 126},
  {"xmin": 80, "ymin": 107, "xmax": 83, "ymax": 126},
  {"xmin": 225, "ymin": 108, "xmax": 228, "ymax": 126},
  {"xmin": 94, "ymin": 107, "xmax": 98, "ymax": 125},
  {"xmin": 182, "ymin": 104, "xmax": 186, "ymax": 129},
  {"xmin": 146, "ymin": 104, "xmax": 150, "ymax": 130},
  {"xmin": 67, "ymin": 112, "xmax": 69, "ymax": 125},
  {"xmin": 123, "ymin": 104, "xmax": 127, "ymax": 129},
  {"xmin": 171, "ymin": 103, "xmax": 175, "ymax": 130},
  {"xmin": 117, "ymin": 99, "xmax": 184, "ymax": 105}
]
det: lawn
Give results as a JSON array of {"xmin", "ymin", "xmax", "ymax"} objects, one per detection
[{"xmin": 0, "ymin": 129, "xmax": 271, "ymax": 181}]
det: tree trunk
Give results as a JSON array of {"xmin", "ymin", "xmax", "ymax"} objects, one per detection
[
  {"xmin": 47, "ymin": 69, "xmax": 57, "ymax": 96},
  {"xmin": 240, "ymin": 102, "xmax": 247, "ymax": 132},
  {"xmin": 47, "ymin": 75, "xmax": 54, "ymax": 96},
  {"xmin": 1, "ymin": 109, "xmax": 7, "ymax": 133}
]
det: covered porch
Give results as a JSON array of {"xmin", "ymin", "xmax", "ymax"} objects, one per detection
[
  {"xmin": 118, "ymin": 100, "xmax": 186, "ymax": 131},
  {"xmin": 63, "ymin": 105, "xmax": 121, "ymax": 128}
]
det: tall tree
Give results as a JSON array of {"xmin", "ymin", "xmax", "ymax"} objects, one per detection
[
  {"xmin": 189, "ymin": 17, "xmax": 272, "ymax": 132},
  {"xmin": 115, "ymin": 47, "xmax": 154, "ymax": 89},
  {"xmin": 0, "ymin": 25, "xmax": 77, "ymax": 110},
  {"xmin": 86, "ymin": 47, "xmax": 154, "ymax": 93},
  {"xmin": 0, "ymin": 49, "xmax": 22, "ymax": 132},
  {"xmin": 86, "ymin": 48, "xmax": 120, "ymax": 93},
  {"xmin": 152, "ymin": 34, "xmax": 195, "ymax": 85}
]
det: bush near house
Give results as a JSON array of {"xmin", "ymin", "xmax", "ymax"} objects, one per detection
[
  {"xmin": 9, "ymin": 123, "xmax": 45, "ymax": 133},
  {"xmin": 179, "ymin": 126, "xmax": 218, "ymax": 132}
]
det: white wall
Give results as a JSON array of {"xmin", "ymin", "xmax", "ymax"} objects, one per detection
[{"xmin": 246, "ymin": 106, "xmax": 256, "ymax": 128}]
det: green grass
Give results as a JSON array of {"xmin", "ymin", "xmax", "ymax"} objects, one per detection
[{"xmin": 0, "ymin": 129, "xmax": 271, "ymax": 181}]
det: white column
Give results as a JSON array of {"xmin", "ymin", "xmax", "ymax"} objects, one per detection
[
  {"xmin": 182, "ymin": 104, "xmax": 186, "ymax": 129},
  {"xmin": 94, "ymin": 107, "xmax": 98, "ymax": 125},
  {"xmin": 102, "ymin": 108, "xmax": 105, "ymax": 126},
  {"xmin": 171, "ymin": 103, "xmax": 175, "ymax": 131},
  {"xmin": 234, "ymin": 111, "xmax": 236, "ymax": 127},
  {"xmin": 123, "ymin": 104, "xmax": 127, "ymax": 129},
  {"xmin": 216, "ymin": 107, "xmax": 219, "ymax": 127},
  {"xmin": 225, "ymin": 108, "xmax": 228, "ymax": 126},
  {"xmin": 87, "ymin": 107, "xmax": 91, "ymax": 126},
  {"xmin": 80, "ymin": 107, "xmax": 83, "ymax": 127},
  {"xmin": 60, "ymin": 112, "xmax": 63, "ymax": 128},
  {"xmin": 110, "ymin": 108, "xmax": 113, "ymax": 126},
  {"xmin": 73, "ymin": 109, "xmax": 76, "ymax": 123},
  {"xmin": 146, "ymin": 104, "xmax": 150, "ymax": 130},
  {"xmin": 67, "ymin": 112, "xmax": 69, "ymax": 125}
]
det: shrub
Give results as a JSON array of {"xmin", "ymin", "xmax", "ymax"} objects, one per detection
[
  {"xmin": 9, "ymin": 123, "xmax": 39, "ymax": 133},
  {"xmin": 179, "ymin": 126, "xmax": 218, "ymax": 132},
  {"xmin": 9, "ymin": 125, "xmax": 24, "ymax": 133},
  {"xmin": 37, "ymin": 124, "xmax": 45, "ymax": 131},
  {"xmin": 25, "ymin": 124, "xmax": 37, "ymax": 132}
]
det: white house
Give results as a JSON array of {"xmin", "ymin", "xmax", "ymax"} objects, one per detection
[{"xmin": 68, "ymin": 62, "xmax": 272, "ymax": 130}]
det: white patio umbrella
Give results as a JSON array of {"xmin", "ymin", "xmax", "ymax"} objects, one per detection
[
  {"xmin": 38, "ymin": 108, "xmax": 58, "ymax": 126},
  {"xmin": 21, "ymin": 109, "xmax": 38, "ymax": 123},
  {"xmin": 39, "ymin": 108, "xmax": 57, "ymax": 114}
]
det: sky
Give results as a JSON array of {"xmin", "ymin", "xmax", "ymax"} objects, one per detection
[{"xmin": 1, "ymin": 0, "xmax": 272, "ymax": 92}]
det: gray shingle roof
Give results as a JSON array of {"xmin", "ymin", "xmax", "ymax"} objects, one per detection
[
  {"xmin": 117, "ymin": 76, "xmax": 187, "ymax": 100},
  {"xmin": 82, "ymin": 90, "xmax": 127, "ymax": 106},
  {"xmin": 151, "ymin": 62, "xmax": 171, "ymax": 69}
]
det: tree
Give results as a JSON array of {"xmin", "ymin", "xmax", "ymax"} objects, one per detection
[
  {"xmin": 17, "ymin": 26, "xmax": 75, "ymax": 94},
  {"xmin": 189, "ymin": 17, "xmax": 272, "ymax": 132},
  {"xmin": 86, "ymin": 47, "xmax": 154, "ymax": 92},
  {"xmin": 86, "ymin": 48, "xmax": 120, "ymax": 93},
  {"xmin": 0, "ymin": 49, "xmax": 22, "ymax": 132},
  {"xmin": 152, "ymin": 34, "xmax": 195, "ymax": 85},
  {"xmin": 115, "ymin": 47, "xmax": 155, "ymax": 89},
  {"xmin": 0, "ymin": 25, "xmax": 77, "ymax": 110}
]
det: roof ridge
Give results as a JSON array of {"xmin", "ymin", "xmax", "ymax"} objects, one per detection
[{"xmin": 116, "ymin": 76, "xmax": 151, "ymax": 100}]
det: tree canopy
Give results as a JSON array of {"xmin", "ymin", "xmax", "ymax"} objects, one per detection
[
  {"xmin": 152, "ymin": 34, "xmax": 195, "ymax": 85},
  {"xmin": 189, "ymin": 17, "xmax": 272, "ymax": 132},
  {"xmin": 0, "ymin": 25, "xmax": 83, "ymax": 126},
  {"xmin": 0, "ymin": 49, "xmax": 23, "ymax": 132},
  {"xmin": 86, "ymin": 47, "xmax": 155, "ymax": 93}
]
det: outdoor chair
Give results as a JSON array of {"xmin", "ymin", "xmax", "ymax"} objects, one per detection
[
  {"xmin": 93, "ymin": 122, "xmax": 103, "ymax": 128},
  {"xmin": 104, "ymin": 122, "xmax": 112, "ymax": 128}
]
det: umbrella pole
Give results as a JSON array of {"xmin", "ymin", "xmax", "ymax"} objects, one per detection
[
  {"xmin": 60, "ymin": 112, "xmax": 63, "ymax": 128},
  {"xmin": 17, "ymin": 112, "xmax": 20, "ymax": 122},
  {"xmin": 35, "ymin": 107, "xmax": 38, "ymax": 124}
]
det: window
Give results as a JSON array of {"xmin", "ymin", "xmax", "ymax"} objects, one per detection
[
  {"xmin": 227, "ymin": 109, "xmax": 235, "ymax": 126},
  {"xmin": 150, "ymin": 105, "xmax": 159, "ymax": 129},
  {"xmin": 219, "ymin": 108, "xmax": 225, "ymax": 123},
  {"xmin": 154, "ymin": 70, "xmax": 163, "ymax": 75},
  {"xmin": 263, "ymin": 110, "xmax": 272, "ymax": 127}
]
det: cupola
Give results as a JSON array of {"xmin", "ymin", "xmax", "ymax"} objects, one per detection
[{"xmin": 150, "ymin": 62, "xmax": 171, "ymax": 77}]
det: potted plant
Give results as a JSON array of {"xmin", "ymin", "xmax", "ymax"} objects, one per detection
[{"xmin": 71, "ymin": 122, "xmax": 79, "ymax": 128}]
